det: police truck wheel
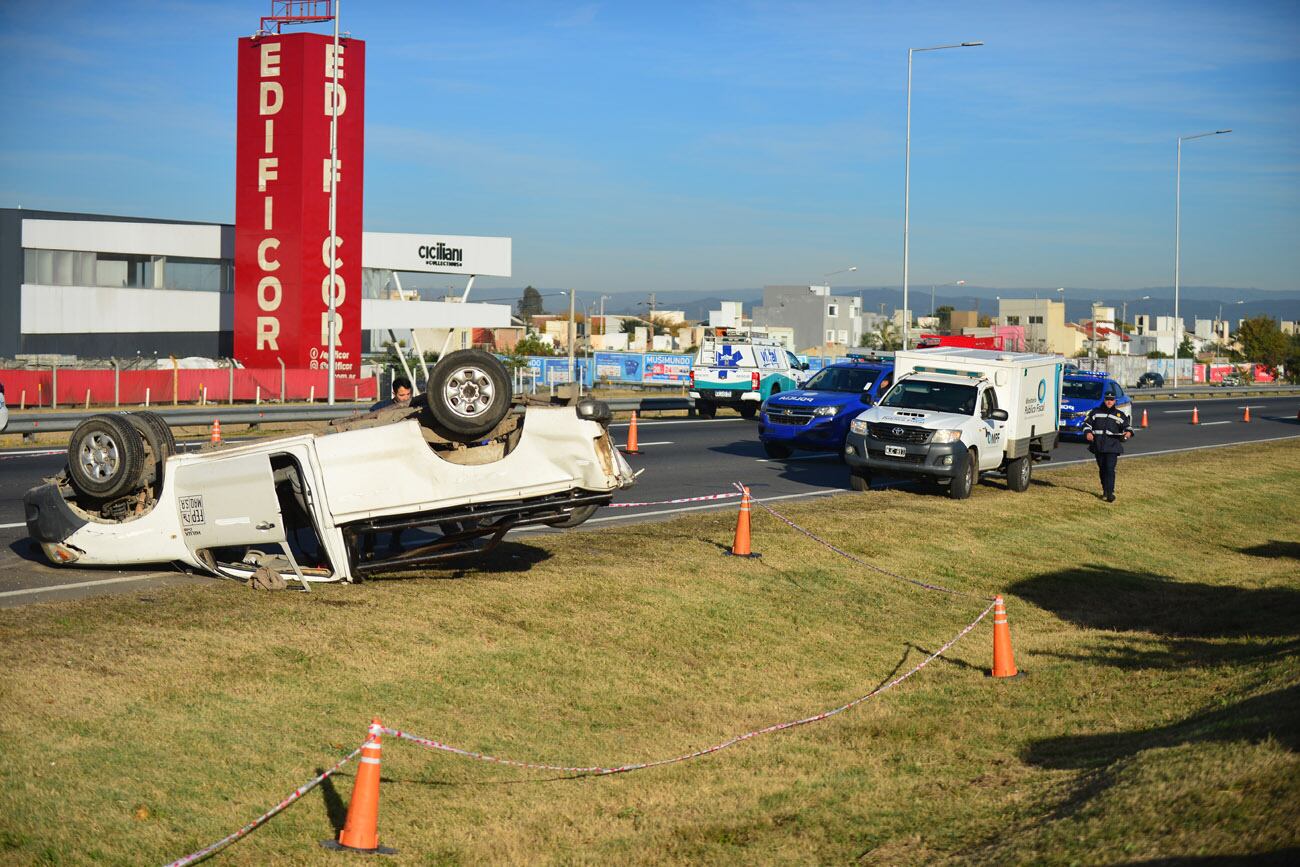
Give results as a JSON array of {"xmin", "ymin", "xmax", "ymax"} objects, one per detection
[
  {"xmin": 424, "ymin": 349, "xmax": 512, "ymax": 441},
  {"xmin": 739, "ymin": 403, "xmax": 757, "ymax": 419},
  {"xmin": 762, "ymin": 441, "xmax": 792, "ymax": 459},
  {"xmin": 696, "ymin": 401, "xmax": 717, "ymax": 418},
  {"xmin": 948, "ymin": 448, "xmax": 977, "ymax": 500},
  {"xmin": 67, "ymin": 414, "xmax": 146, "ymax": 501},
  {"xmin": 849, "ymin": 469, "xmax": 871, "ymax": 492},
  {"xmin": 1006, "ymin": 454, "xmax": 1031, "ymax": 492}
]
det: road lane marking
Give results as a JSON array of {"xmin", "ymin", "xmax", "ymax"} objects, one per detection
[
  {"xmin": 756, "ymin": 454, "xmax": 839, "ymax": 462},
  {"xmin": 1, "ymin": 522, "xmax": 26, "ymax": 529},
  {"xmin": 0, "ymin": 448, "xmax": 66, "ymax": 458},
  {"xmin": 609, "ymin": 418, "xmax": 746, "ymax": 428},
  {"xmin": 0, "ymin": 572, "xmax": 185, "ymax": 599},
  {"xmin": 627, "ymin": 441, "xmax": 673, "ymax": 446},
  {"xmin": 1197, "ymin": 421, "xmax": 1232, "ymax": 426}
]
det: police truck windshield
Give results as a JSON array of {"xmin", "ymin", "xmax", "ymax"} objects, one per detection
[
  {"xmin": 804, "ymin": 367, "xmax": 879, "ymax": 393},
  {"xmin": 879, "ymin": 380, "xmax": 978, "ymax": 415},
  {"xmin": 1062, "ymin": 380, "xmax": 1105, "ymax": 401}
]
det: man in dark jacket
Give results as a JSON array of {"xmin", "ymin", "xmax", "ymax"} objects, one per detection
[{"xmin": 1083, "ymin": 391, "xmax": 1132, "ymax": 502}]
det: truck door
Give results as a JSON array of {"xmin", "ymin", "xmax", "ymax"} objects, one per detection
[
  {"xmin": 172, "ymin": 452, "xmax": 288, "ymax": 559},
  {"xmin": 978, "ymin": 388, "xmax": 1006, "ymax": 470}
]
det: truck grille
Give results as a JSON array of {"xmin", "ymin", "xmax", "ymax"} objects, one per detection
[
  {"xmin": 765, "ymin": 406, "xmax": 815, "ymax": 426},
  {"xmin": 867, "ymin": 423, "xmax": 932, "ymax": 444},
  {"xmin": 868, "ymin": 448, "xmax": 925, "ymax": 464}
]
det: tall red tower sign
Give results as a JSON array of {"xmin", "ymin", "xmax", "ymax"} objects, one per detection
[{"xmin": 234, "ymin": 27, "xmax": 365, "ymax": 373}]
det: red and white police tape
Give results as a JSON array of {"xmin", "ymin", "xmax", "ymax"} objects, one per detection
[
  {"xmin": 164, "ymin": 741, "xmax": 372, "ymax": 867},
  {"xmin": 733, "ymin": 482, "xmax": 991, "ymax": 600},
  {"xmin": 607, "ymin": 491, "xmax": 741, "ymax": 508}
]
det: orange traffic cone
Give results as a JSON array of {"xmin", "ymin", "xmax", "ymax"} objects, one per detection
[
  {"xmin": 1243, "ymin": 406, "xmax": 1251, "ymax": 423},
  {"xmin": 726, "ymin": 486, "xmax": 759, "ymax": 558},
  {"xmin": 324, "ymin": 719, "xmax": 395, "ymax": 854},
  {"xmin": 622, "ymin": 412, "xmax": 642, "ymax": 455},
  {"xmin": 1140, "ymin": 409, "xmax": 1148, "ymax": 428},
  {"xmin": 991, "ymin": 596, "xmax": 1020, "ymax": 679},
  {"xmin": 1190, "ymin": 405, "xmax": 1199, "ymax": 425},
  {"xmin": 210, "ymin": 419, "xmax": 222, "ymax": 444}
]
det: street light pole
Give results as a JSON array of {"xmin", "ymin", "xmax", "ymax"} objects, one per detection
[
  {"xmin": 567, "ymin": 289, "xmax": 577, "ymax": 385},
  {"xmin": 1173, "ymin": 128, "xmax": 1231, "ymax": 387},
  {"xmin": 903, "ymin": 40, "xmax": 982, "ymax": 351}
]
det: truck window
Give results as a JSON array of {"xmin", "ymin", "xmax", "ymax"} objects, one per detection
[
  {"xmin": 879, "ymin": 381, "xmax": 977, "ymax": 415},
  {"xmin": 1062, "ymin": 379, "xmax": 1104, "ymax": 401},
  {"xmin": 804, "ymin": 367, "xmax": 875, "ymax": 393},
  {"xmin": 980, "ymin": 388, "xmax": 999, "ymax": 419}
]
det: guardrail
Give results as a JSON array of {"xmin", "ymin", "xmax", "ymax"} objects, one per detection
[
  {"xmin": 1, "ymin": 397, "xmax": 696, "ymax": 437},
  {"xmin": 1130, "ymin": 383, "xmax": 1300, "ymax": 399}
]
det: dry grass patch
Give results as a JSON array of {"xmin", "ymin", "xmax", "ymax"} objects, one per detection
[{"xmin": 0, "ymin": 441, "xmax": 1297, "ymax": 865}]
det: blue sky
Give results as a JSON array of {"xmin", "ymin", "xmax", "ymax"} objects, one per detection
[{"xmin": 1, "ymin": 1, "xmax": 1298, "ymax": 295}]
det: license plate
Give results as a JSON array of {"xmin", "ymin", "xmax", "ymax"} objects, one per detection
[
  {"xmin": 712, "ymin": 391, "xmax": 731, "ymax": 398},
  {"xmin": 885, "ymin": 445, "xmax": 907, "ymax": 458}
]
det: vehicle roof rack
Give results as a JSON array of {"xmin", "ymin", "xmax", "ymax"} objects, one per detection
[{"xmin": 844, "ymin": 350, "xmax": 894, "ymax": 362}]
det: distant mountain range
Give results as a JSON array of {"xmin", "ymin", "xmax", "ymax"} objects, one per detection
[{"xmin": 495, "ymin": 285, "xmax": 1300, "ymax": 326}]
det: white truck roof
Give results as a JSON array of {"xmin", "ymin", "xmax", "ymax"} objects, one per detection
[{"xmin": 897, "ymin": 347, "xmax": 1061, "ymax": 368}]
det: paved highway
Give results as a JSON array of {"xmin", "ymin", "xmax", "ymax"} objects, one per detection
[{"xmin": 2, "ymin": 395, "xmax": 1297, "ymax": 606}]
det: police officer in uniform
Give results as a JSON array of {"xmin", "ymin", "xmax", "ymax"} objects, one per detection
[{"xmin": 1083, "ymin": 391, "xmax": 1132, "ymax": 502}]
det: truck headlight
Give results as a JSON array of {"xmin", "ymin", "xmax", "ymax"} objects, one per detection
[
  {"xmin": 812, "ymin": 405, "xmax": 838, "ymax": 417},
  {"xmin": 931, "ymin": 429, "xmax": 963, "ymax": 443},
  {"xmin": 850, "ymin": 419, "xmax": 869, "ymax": 435}
]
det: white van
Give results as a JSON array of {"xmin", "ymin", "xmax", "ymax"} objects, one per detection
[
  {"xmin": 843, "ymin": 348, "xmax": 1063, "ymax": 498},
  {"xmin": 689, "ymin": 330, "xmax": 807, "ymax": 418}
]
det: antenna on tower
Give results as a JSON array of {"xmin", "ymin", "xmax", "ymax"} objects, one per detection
[{"xmin": 257, "ymin": 1, "xmax": 335, "ymax": 36}]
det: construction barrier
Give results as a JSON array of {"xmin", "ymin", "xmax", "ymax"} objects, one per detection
[{"xmin": 0, "ymin": 368, "xmax": 376, "ymax": 408}]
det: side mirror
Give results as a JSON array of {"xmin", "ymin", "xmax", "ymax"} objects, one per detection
[
  {"xmin": 860, "ymin": 393, "xmax": 874, "ymax": 404},
  {"xmin": 989, "ymin": 409, "xmax": 1009, "ymax": 422},
  {"xmin": 800, "ymin": 362, "xmax": 810, "ymax": 371}
]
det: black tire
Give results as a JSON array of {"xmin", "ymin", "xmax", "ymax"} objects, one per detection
[
  {"xmin": 544, "ymin": 504, "xmax": 599, "ymax": 529},
  {"xmin": 948, "ymin": 448, "xmax": 977, "ymax": 500},
  {"xmin": 762, "ymin": 441, "xmax": 792, "ymax": 459},
  {"xmin": 124, "ymin": 411, "xmax": 176, "ymax": 489},
  {"xmin": 849, "ymin": 468, "xmax": 871, "ymax": 492},
  {"xmin": 67, "ymin": 414, "xmax": 146, "ymax": 501},
  {"xmin": 1006, "ymin": 454, "xmax": 1031, "ymax": 492},
  {"xmin": 423, "ymin": 349, "xmax": 512, "ymax": 441},
  {"xmin": 738, "ymin": 403, "xmax": 758, "ymax": 419},
  {"xmin": 696, "ymin": 401, "xmax": 717, "ymax": 419}
]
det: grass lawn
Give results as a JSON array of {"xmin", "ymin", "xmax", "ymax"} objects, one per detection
[{"xmin": 1, "ymin": 440, "xmax": 1297, "ymax": 865}]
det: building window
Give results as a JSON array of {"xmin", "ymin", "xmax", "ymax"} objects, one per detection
[
  {"xmin": 1006, "ymin": 315, "xmax": 1021, "ymax": 325},
  {"xmin": 1029, "ymin": 315, "xmax": 1043, "ymax": 325},
  {"xmin": 837, "ymin": 330, "xmax": 848, "ymax": 344},
  {"xmin": 826, "ymin": 329, "xmax": 836, "ymax": 342},
  {"xmin": 23, "ymin": 248, "xmax": 230, "ymax": 292},
  {"xmin": 827, "ymin": 304, "xmax": 838, "ymax": 317}
]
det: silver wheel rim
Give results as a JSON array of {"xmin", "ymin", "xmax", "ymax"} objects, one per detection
[
  {"xmin": 443, "ymin": 365, "xmax": 496, "ymax": 420},
  {"xmin": 79, "ymin": 432, "xmax": 121, "ymax": 481}
]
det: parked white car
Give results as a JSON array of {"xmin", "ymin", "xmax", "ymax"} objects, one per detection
[{"xmin": 24, "ymin": 351, "xmax": 635, "ymax": 583}]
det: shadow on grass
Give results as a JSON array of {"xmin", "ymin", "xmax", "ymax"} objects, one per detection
[
  {"xmin": 317, "ymin": 768, "xmax": 348, "ymax": 833},
  {"xmin": 373, "ymin": 541, "xmax": 553, "ymax": 581},
  {"xmin": 1116, "ymin": 847, "xmax": 1300, "ymax": 865},
  {"xmin": 1238, "ymin": 540, "xmax": 1300, "ymax": 560},
  {"xmin": 1009, "ymin": 565, "xmax": 1300, "ymax": 640},
  {"xmin": 1025, "ymin": 683, "xmax": 1300, "ymax": 772}
]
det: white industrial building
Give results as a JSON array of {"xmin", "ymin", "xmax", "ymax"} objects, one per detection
[{"xmin": 1, "ymin": 208, "xmax": 512, "ymax": 360}]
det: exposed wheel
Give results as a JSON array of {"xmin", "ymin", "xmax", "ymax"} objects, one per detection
[
  {"xmin": 849, "ymin": 468, "xmax": 871, "ymax": 492},
  {"xmin": 762, "ymin": 441, "xmax": 792, "ymax": 459},
  {"xmin": 424, "ymin": 349, "xmax": 512, "ymax": 441},
  {"xmin": 1006, "ymin": 454, "xmax": 1031, "ymax": 492},
  {"xmin": 948, "ymin": 448, "xmax": 977, "ymax": 500},
  {"xmin": 124, "ymin": 411, "xmax": 175, "ymax": 488},
  {"xmin": 738, "ymin": 403, "xmax": 758, "ymax": 419},
  {"xmin": 544, "ymin": 504, "xmax": 599, "ymax": 529},
  {"xmin": 696, "ymin": 401, "xmax": 717, "ymax": 419},
  {"xmin": 67, "ymin": 414, "xmax": 146, "ymax": 501}
]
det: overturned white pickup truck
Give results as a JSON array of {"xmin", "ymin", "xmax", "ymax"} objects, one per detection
[{"xmin": 24, "ymin": 351, "xmax": 635, "ymax": 584}]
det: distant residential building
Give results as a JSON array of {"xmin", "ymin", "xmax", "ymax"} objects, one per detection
[
  {"xmin": 949, "ymin": 310, "xmax": 979, "ymax": 332},
  {"xmin": 1282, "ymin": 320, "xmax": 1297, "ymax": 336},
  {"xmin": 708, "ymin": 301, "xmax": 745, "ymax": 329},
  {"xmin": 996, "ymin": 299, "xmax": 1069, "ymax": 354},
  {"xmin": 752, "ymin": 285, "xmax": 862, "ymax": 350}
]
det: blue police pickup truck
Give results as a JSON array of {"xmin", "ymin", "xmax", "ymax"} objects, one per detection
[
  {"xmin": 757, "ymin": 353, "xmax": 894, "ymax": 459},
  {"xmin": 1058, "ymin": 371, "xmax": 1132, "ymax": 439}
]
